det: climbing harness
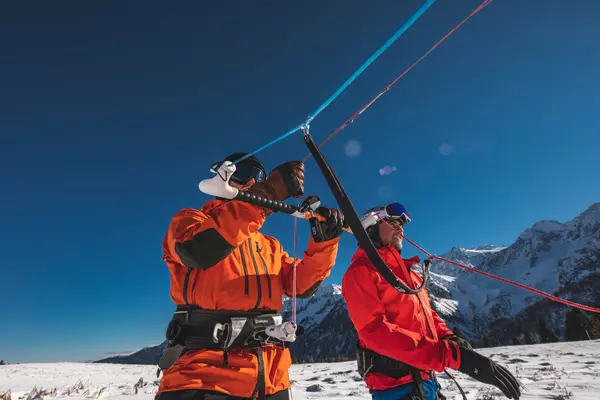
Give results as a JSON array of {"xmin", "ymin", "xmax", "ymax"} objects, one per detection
[
  {"xmin": 356, "ymin": 345, "xmax": 421, "ymax": 382},
  {"xmin": 357, "ymin": 345, "xmax": 462, "ymax": 400},
  {"xmin": 157, "ymin": 306, "xmax": 298, "ymax": 398}
]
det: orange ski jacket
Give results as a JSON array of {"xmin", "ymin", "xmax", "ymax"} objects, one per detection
[
  {"xmin": 341, "ymin": 245, "xmax": 460, "ymax": 391},
  {"xmin": 157, "ymin": 199, "xmax": 340, "ymax": 397}
]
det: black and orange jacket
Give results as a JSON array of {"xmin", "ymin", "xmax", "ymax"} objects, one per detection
[{"xmin": 157, "ymin": 198, "xmax": 340, "ymax": 397}]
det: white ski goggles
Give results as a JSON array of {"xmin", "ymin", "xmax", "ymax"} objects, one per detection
[{"xmin": 360, "ymin": 202, "xmax": 411, "ymax": 230}]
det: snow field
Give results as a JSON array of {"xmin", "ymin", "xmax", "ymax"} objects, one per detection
[{"xmin": 2, "ymin": 340, "xmax": 599, "ymax": 400}]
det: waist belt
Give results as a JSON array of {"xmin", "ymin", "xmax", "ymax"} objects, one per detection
[
  {"xmin": 158, "ymin": 306, "xmax": 284, "ymax": 369},
  {"xmin": 357, "ymin": 345, "xmax": 417, "ymax": 379},
  {"xmin": 158, "ymin": 306, "xmax": 287, "ymax": 400},
  {"xmin": 356, "ymin": 345, "xmax": 428, "ymax": 400}
]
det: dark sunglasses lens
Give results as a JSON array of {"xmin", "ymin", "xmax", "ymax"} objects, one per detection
[{"xmin": 232, "ymin": 165, "xmax": 265, "ymax": 184}]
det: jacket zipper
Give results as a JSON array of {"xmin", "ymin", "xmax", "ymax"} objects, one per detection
[
  {"xmin": 247, "ymin": 238, "xmax": 262, "ymax": 308},
  {"xmin": 256, "ymin": 242, "xmax": 272, "ymax": 299},
  {"xmin": 239, "ymin": 246, "xmax": 250, "ymax": 296},
  {"xmin": 388, "ymin": 247, "xmax": 436, "ymax": 339},
  {"xmin": 416, "ymin": 292, "xmax": 436, "ymax": 339},
  {"xmin": 183, "ymin": 267, "xmax": 193, "ymax": 304}
]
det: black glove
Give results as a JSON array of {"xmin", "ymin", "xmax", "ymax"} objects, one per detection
[
  {"xmin": 458, "ymin": 347, "xmax": 521, "ymax": 399},
  {"xmin": 309, "ymin": 207, "xmax": 345, "ymax": 242},
  {"xmin": 442, "ymin": 333, "xmax": 473, "ymax": 350}
]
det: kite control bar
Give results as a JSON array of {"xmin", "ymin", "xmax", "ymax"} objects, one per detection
[{"xmin": 198, "ymin": 161, "xmax": 352, "ymax": 231}]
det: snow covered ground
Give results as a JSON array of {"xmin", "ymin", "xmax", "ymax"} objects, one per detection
[{"xmin": 2, "ymin": 340, "xmax": 599, "ymax": 400}]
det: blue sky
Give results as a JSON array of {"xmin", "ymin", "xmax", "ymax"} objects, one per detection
[{"xmin": 1, "ymin": 0, "xmax": 599, "ymax": 363}]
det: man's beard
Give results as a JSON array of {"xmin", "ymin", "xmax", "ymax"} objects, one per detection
[{"xmin": 391, "ymin": 235, "xmax": 403, "ymax": 250}]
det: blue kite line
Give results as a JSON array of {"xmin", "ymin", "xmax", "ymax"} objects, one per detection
[
  {"xmin": 235, "ymin": 124, "xmax": 304, "ymax": 163},
  {"xmin": 305, "ymin": 0, "xmax": 436, "ymax": 124},
  {"xmin": 235, "ymin": 0, "xmax": 436, "ymax": 164}
]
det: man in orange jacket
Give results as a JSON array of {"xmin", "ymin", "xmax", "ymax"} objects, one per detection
[
  {"xmin": 342, "ymin": 203, "xmax": 521, "ymax": 400},
  {"xmin": 156, "ymin": 153, "xmax": 345, "ymax": 400}
]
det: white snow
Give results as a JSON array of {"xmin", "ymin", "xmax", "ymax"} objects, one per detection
[
  {"xmin": 432, "ymin": 297, "xmax": 460, "ymax": 316},
  {"xmin": 2, "ymin": 340, "xmax": 600, "ymax": 400},
  {"xmin": 463, "ymin": 246, "xmax": 507, "ymax": 255},
  {"xmin": 429, "ymin": 271, "xmax": 457, "ymax": 283},
  {"xmin": 0, "ymin": 362, "xmax": 158, "ymax": 400}
]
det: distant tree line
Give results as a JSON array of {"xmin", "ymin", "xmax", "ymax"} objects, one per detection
[
  {"xmin": 564, "ymin": 305, "xmax": 600, "ymax": 341},
  {"xmin": 292, "ymin": 355, "xmax": 355, "ymax": 364},
  {"xmin": 473, "ymin": 301, "xmax": 600, "ymax": 348}
]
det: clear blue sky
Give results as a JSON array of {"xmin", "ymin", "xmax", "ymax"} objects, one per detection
[{"xmin": 1, "ymin": 0, "xmax": 599, "ymax": 363}]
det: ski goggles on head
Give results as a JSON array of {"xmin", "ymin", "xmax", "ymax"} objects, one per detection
[{"xmin": 361, "ymin": 202, "xmax": 411, "ymax": 229}]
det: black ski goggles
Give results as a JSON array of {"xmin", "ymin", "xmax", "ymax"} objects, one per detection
[
  {"xmin": 210, "ymin": 161, "xmax": 265, "ymax": 185},
  {"xmin": 231, "ymin": 163, "xmax": 266, "ymax": 184}
]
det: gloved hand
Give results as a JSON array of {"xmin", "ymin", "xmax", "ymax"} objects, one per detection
[
  {"xmin": 309, "ymin": 207, "xmax": 345, "ymax": 242},
  {"xmin": 247, "ymin": 161, "xmax": 304, "ymax": 209},
  {"xmin": 441, "ymin": 333, "xmax": 473, "ymax": 350},
  {"xmin": 458, "ymin": 347, "xmax": 521, "ymax": 399}
]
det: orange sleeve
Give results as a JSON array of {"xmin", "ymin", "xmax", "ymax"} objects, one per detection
[
  {"xmin": 341, "ymin": 263, "xmax": 460, "ymax": 372},
  {"xmin": 280, "ymin": 235, "xmax": 340, "ymax": 298},
  {"xmin": 164, "ymin": 201, "xmax": 268, "ymax": 270}
]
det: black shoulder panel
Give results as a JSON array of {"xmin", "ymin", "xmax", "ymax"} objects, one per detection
[
  {"xmin": 175, "ymin": 228, "xmax": 235, "ymax": 270},
  {"xmin": 296, "ymin": 280, "xmax": 323, "ymax": 299}
]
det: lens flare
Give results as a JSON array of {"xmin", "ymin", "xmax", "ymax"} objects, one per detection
[{"xmin": 379, "ymin": 165, "xmax": 397, "ymax": 176}]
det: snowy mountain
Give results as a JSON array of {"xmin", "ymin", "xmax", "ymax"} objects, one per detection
[
  {"xmin": 282, "ymin": 284, "xmax": 357, "ymax": 362},
  {"xmin": 282, "ymin": 284, "xmax": 343, "ymax": 330},
  {"xmin": 95, "ymin": 342, "xmax": 167, "ymax": 365},
  {"xmin": 96, "ymin": 202, "xmax": 600, "ymax": 364},
  {"xmin": 427, "ymin": 202, "xmax": 600, "ymax": 340}
]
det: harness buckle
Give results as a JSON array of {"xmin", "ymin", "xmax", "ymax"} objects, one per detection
[
  {"xmin": 212, "ymin": 322, "xmax": 229, "ymax": 345},
  {"xmin": 265, "ymin": 321, "xmax": 297, "ymax": 342},
  {"xmin": 165, "ymin": 319, "xmax": 183, "ymax": 345}
]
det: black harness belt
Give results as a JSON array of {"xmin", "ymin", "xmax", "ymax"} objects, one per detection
[
  {"xmin": 356, "ymin": 345, "xmax": 428, "ymax": 400},
  {"xmin": 158, "ymin": 306, "xmax": 286, "ymax": 400}
]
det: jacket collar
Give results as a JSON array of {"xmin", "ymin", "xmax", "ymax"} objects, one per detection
[
  {"xmin": 350, "ymin": 244, "xmax": 421, "ymax": 268},
  {"xmin": 200, "ymin": 199, "xmax": 226, "ymax": 213}
]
